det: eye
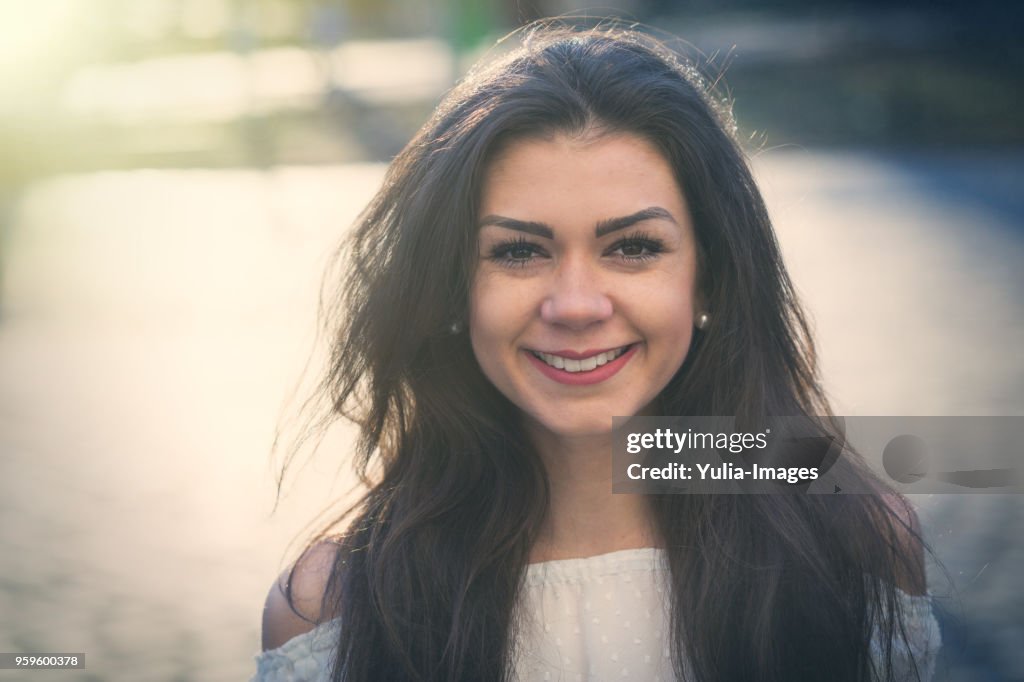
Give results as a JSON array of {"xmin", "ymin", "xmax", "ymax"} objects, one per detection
[
  {"xmin": 607, "ymin": 232, "xmax": 665, "ymax": 262},
  {"xmin": 488, "ymin": 237, "xmax": 547, "ymax": 268}
]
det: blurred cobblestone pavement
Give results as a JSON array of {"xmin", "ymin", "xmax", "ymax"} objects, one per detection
[{"xmin": 0, "ymin": 150, "xmax": 1020, "ymax": 680}]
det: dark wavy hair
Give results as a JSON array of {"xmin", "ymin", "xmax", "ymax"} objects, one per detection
[{"xmin": 279, "ymin": 23, "xmax": 928, "ymax": 682}]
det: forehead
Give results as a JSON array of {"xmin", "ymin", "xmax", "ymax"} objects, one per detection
[{"xmin": 479, "ymin": 132, "xmax": 685, "ymax": 219}]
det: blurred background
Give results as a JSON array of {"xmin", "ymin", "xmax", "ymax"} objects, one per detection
[{"xmin": 0, "ymin": 0, "xmax": 1021, "ymax": 680}]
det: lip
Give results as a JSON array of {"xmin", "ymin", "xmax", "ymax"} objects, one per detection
[{"xmin": 525, "ymin": 343, "xmax": 639, "ymax": 386}]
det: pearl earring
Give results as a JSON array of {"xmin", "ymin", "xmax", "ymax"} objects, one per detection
[
  {"xmin": 448, "ymin": 321, "xmax": 463, "ymax": 334},
  {"xmin": 695, "ymin": 312, "xmax": 710, "ymax": 330}
]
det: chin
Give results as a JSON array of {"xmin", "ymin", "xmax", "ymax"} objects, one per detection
[{"xmin": 527, "ymin": 410, "xmax": 622, "ymax": 441}]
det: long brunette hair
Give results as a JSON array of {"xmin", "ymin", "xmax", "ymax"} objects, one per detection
[{"xmin": 281, "ymin": 24, "xmax": 927, "ymax": 682}]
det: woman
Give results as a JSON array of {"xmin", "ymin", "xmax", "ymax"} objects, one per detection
[{"xmin": 254, "ymin": 24, "xmax": 941, "ymax": 682}]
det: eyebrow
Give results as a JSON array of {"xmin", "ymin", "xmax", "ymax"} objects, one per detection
[{"xmin": 477, "ymin": 206, "xmax": 677, "ymax": 239}]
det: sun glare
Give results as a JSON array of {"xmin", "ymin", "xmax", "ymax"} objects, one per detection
[{"xmin": 0, "ymin": 0, "xmax": 87, "ymax": 96}]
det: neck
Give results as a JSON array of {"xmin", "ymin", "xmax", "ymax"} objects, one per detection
[{"xmin": 527, "ymin": 424, "xmax": 659, "ymax": 563}]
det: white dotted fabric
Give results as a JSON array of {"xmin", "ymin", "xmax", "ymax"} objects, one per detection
[
  {"xmin": 511, "ymin": 548, "xmax": 677, "ymax": 682},
  {"xmin": 251, "ymin": 547, "xmax": 940, "ymax": 681},
  {"xmin": 252, "ymin": 616, "xmax": 338, "ymax": 682}
]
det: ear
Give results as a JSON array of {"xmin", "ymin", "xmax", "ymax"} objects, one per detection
[
  {"xmin": 691, "ymin": 271, "xmax": 711, "ymax": 326},
  {"xmin": 692, "ymin": 289, "xmax": 710, "ymax": 331}
]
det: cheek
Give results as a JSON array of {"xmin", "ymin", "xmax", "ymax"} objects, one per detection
[
  {"xmin": 469, "ymin": 276, "xmax": 498, "ymax": 336},
  {"xmin": 469, "ymin": 273, "xmax": 543, "ymax": 344},
  {"xmin": 633, "ymin": 272, "xmax": 696, "ymax": 327},
  {"xmin": 468, "ymin": 275, "xmax": 518, "ymax": 377},
  {"xmin": 632, "ymin": 272, "xmax": 697, "ymax": 366}
]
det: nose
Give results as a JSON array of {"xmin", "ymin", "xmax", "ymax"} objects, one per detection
[{"xmin": 539, "ymin": 256, "xmax": 613, "ymax": 330}]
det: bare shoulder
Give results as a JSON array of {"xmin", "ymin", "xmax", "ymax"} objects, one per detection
[
  {"xmin": 878, "ymin": 493, "xmax": 927, "ymax": 596},
  {"xmin": 261, "ymin": 540, "xmax": 343, "ymax": 652}
]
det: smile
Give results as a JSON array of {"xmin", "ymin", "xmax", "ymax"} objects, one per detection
[
  {"xmin": 525, "ymin": 344, "xmax": 639, "ymax": 386},
  {"xmin": 529, "ymin": 346, "xmax": 631, "ymax": 372}
]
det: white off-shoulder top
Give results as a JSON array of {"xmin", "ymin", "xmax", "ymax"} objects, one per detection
[{"xmin": 251, "ymin": 548, "xmax": 941, "ymax": 681}]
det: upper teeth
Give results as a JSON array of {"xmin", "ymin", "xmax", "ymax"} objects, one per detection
[{"xmin": 533, "ymin": 347, "xmax": 629, "ymax": 373}]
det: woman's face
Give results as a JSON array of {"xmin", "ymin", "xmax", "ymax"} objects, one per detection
[{"xmin": 470, "ymin": 131, "xmax": 700, "ymax": 440}]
